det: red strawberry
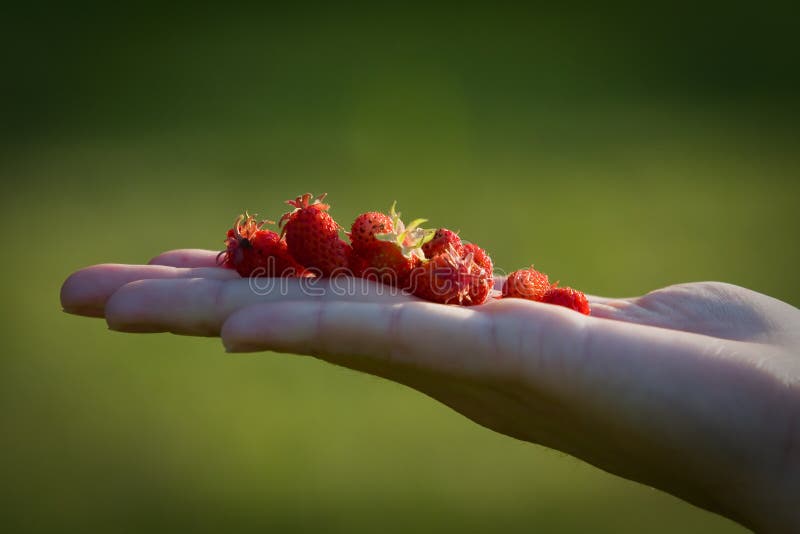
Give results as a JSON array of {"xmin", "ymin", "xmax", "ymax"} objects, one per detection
[
  {"xmin": 422, "ymin": 228, "xmax": 461, "ymax": 259},
  {"xmin": 502, "ymin": 267, "xmax": 551, "ymax": 301},
  {"xmin": 351, "ymin": 241, "xmax": 422, "ymax": 287},
  {"xmin": 349, "ymin": 203, "xmax": 431, "ymax": 288},
  {"xmin": 349, "ymin": 211, "xmax": 394, "ymax": 251},
  {"xmin": 410, "ymin": 245, "xmax": 493, "ymax": 306},
  {"xmin": 219, "ymin": 214, "xmax": 307, "ymax": 277},
  {"xmin": 461, "ymin": 243, "xmax": 494, "ymax": 303},
  {"xmin": 279, "ymin": 193, "xmax": 352, "ymax": 277},
  {"xmin": 348, "ymin": 250, "xmax": 371, "ymax": 277},
  {"xmin": 462, "ymin": 243, "xmax": 493, "ymax": 273},
  {"xmin": 542, "ymin": 286, "xmax": 591, "ymax": 315}
]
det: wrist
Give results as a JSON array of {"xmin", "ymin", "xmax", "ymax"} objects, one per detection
[{"xmin": 719, "ymin": 392, "xmax": 800, "ymax": 532}]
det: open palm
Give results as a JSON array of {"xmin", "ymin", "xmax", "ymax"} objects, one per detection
[{"xmin": 61, "ymin": 248, "xmax": 800, "ymax": 532}]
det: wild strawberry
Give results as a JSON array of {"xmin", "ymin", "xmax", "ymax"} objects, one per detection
[
  {"xmin": 462, "ymin": 243, "xmax": 493, "ymax": 273},
  {"xmin": 279, "ymin": 193, "xmax": 352, "ymax": 277},
  {"xmin": 351, "ymin": 241, "xmax": 422, "ymax": 288},
  {"xmin": 461, "ymin": 243, "xmax": 494, "ymax": 303},
  {"xmin": 542, "ymin": 286, "xmax": 591, "ymax": 315},
  {"xmin": 218, "ymin": 214, "xmax": 307, "ymax": 277},
  {"xmin": 410, "ymin": 244, "xmax": 493, "ymax": 306},
  {"xmin": 422, "ymin": 228, "xmax": 461, "ymax": 259},
  {"xmin": 349, "ymin": 211, "xmax": 394, "ymax": 251},
  {"xmin": 348, "ymin": 249, "xmax": 371, "ymax": 277},
  {"xmin": 502, "ymin": 267, "xmax": 551, "ymax": 301},
  {"xmin": 349, "ymin": 203, "xmax": 431, "ymax": 288}
]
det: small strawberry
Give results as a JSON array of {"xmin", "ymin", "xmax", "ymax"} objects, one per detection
[
  {"xmin": 461, "ymin": 243, "xmax": 494, "ymax": 303},
  {"xmin": 279, "ymin": 193, "xmax": 352, "ymax": 277},
  {"xmin": 502, "ymin": 267, "xmax": 551, "ymax": 301},
  {"xmin": 410, "ymin": 244, "xmax": 493, "ymax": 306},
  {"xmin": 422, "ymin": 228, "xmax": 461, "ymax": 259},
  {"xmin": 349, "ymin": 211, "xmax": 394, "ymax": 251},
  {"xmin": 542, "ymin": 286, "xmax": 591, "ymax": 315},
  {"xmin": 349, "ymin": 203, "xmax": 430, "ymax": 288},
  {"xmin": 348, "ymin": 249, "xmax": 371, "ymax": 278},
  {"xmin": 462, "ymin": 243, "xmax": 493, "ymax": 273},
  {"xmin": 351, "ymin": 240, "xmax": 422, "ymax": 288},
  {"xmin": 218, "ymin": 214, "xmax": 307, "ymax": 277}
]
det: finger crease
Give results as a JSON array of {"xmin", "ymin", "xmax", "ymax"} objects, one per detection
[
  {"xmin": 488, "ymin": 315, "xmax": 500, "ymax": 361},
  {"xmin": 211, "ymin": 279, "xmax": 227, "ymax": 332},
  {"xmin": 386, "ymin": 304, "xmax": 405, "ymax": 363},
  {"xmin": 311, "ymin": 301, "xmax": 325, "ymax": 357}
]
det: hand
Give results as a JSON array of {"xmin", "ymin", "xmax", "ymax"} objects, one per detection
[{"xmin": 61, "ymin": 249, "xmax": 800, "ymax": 532}]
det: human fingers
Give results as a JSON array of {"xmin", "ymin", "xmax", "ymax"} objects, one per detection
[
  {"xmin": 61, "ymin": 264, "xmax": 239, "ymax": 317},
  {"xmin": 220, "ymin": 298, "xmax": 590, "ymax": 381},
  {"xmin": 219, "ymin": 296, "xmax": 786, "ymax": 451},
  {"xmin": 104, "ymin": 276, "xmax": 415, "ymax": 335},
  {"xmin": 218, "ymin": 296, "xmax": 734, "ymax": 381},
  {"xmin": 148, "ymin": 249, "xmax": 222, "ymax": 268}
]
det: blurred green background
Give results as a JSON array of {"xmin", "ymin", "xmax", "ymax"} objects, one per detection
[{"xmin": 2, "ymin": 4, "xmax": 798, "ymax": 533}]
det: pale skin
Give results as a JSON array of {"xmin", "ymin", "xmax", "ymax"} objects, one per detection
[{"xmin": 60, "ymin": 249, "xmax": 800, "ymax": 532}]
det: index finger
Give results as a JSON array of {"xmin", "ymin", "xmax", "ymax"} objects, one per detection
[{"xmin": 61, "ymin": 263, "xmax": 238, "ymax": 317}]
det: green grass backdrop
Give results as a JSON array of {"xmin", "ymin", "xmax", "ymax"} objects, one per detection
[{"xmin": 2, "ymin": 5, "xmax": 798, "ymax": 533}]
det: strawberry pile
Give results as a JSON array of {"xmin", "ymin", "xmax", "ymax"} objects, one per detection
[{"xmin": 218, "ymin": 193, "xmax": 590, "ymax": 314}]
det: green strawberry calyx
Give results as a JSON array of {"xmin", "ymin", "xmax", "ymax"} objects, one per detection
[{"xmin": 375, "ymin": 201, "xmax": 435, "ymax": 260}]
